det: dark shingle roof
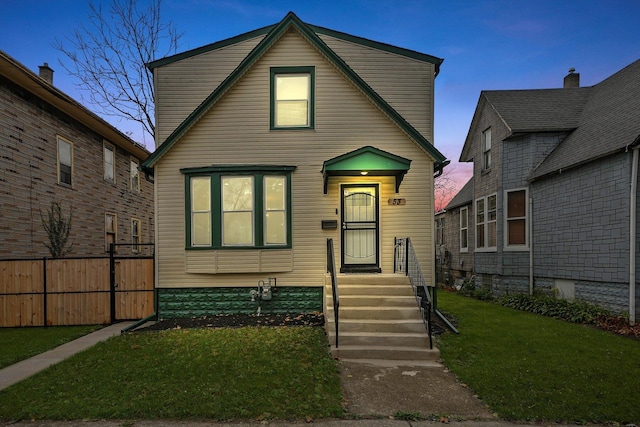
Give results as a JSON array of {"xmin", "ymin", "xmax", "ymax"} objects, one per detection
[
  {"xmin": 483, "ymin": 88, "xmax": 591, "ymax": 134},
  {"xmin": 445, "ymin": 177, "xmax": 474, "ymax": 210},
  {"xmin": 531, "ymin": 59, "xmax": 640, "ymax": 179}
]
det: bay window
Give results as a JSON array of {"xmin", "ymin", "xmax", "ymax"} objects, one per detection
[{"xmin": 184, "ymin": 166, "xmax": 295, "ymax": 249}]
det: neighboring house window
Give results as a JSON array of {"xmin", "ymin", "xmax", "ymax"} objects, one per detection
[
  {"xmin": 130, "ymin": 158, "xmax": 140, "ymax": 192},
  {"xmin": 132, "ymin": 218, "xmax": 141, "ymax": 252},
  {"xmin": 476, "ymin": 194, "xmax": 496, "ymax": 250},
  {"xmin": 184, "ymin": 166, "xmax": 294, "ymax": 249},
  {"xmin": 482, "ymin": 128, "xmax": 491, "ymax": 170},
  {"xmin": 505, "ymin": 189, "xmax": 528, "ymax": 248},
  {"xmin": 435, "ymin": 217, "xmax": 444, "ymax": 246},
  {"xmin": 103, "ymin": 142, "xmax": 115, "ymax": 183},
  {"xmin": 460, "ymin": 206, "xmax": 469, "ymax": 252},
  {"xmin": 57, "ymin": 136, "xmax": 73, "ymax": 186},
  {"xmin": 105, "ymin": 213, "xmax": 117, "ymax": 252},
  {"xmin": 270, "ymin": 67, "xmax": 314, "ymax": 129}
]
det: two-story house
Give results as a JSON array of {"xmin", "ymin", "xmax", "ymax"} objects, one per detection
[
  {"xmin": 142, "ymin": 12, "xmax": 448, "ymax": 319},
  {"xmin": 458, "ymin": 60, "xmax": 640, "ymax": 323},
  {"xmin": 0, "ymin": 51, "xmax": 154, "ymax": 259}
]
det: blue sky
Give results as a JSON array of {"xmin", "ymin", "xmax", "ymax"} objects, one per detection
[{"xmin": 2, "ymin": 0, "xmax": 640, "ymax": 194}]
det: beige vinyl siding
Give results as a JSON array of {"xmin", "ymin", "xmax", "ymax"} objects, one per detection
[
  {"xmin": 319, "ymin": 34, "xmax": 435, "ymax": 141},
  {"xmin": 154, "ymin": 36, "xmax": 266, "ymax": 145},
  {"xmin": 154, "ymin": 28, "xmax": 435, "ymax": 288}
]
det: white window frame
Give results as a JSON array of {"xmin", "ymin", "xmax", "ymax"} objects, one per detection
[
  {"xmin": 57, "ymin": 136, "xmax": 73, "ymax": 186},
  {"xmin": 482, "ymin": 128, "xmax": 492, "ymax": 171},
  {"xmin": 504, "ymin": 188, "xmax": 529, "ymax": 251},
  {"xmin": 130, "ymin": 158, "xmax": 140, "ymax": 192},
  {"xmin": 103, "ymin": 142, "xmax": 115, "ymax": 183},
  {"xmin": 460, "ymin": 206, "xmax": 469, "ymax": 253},
  {"xmin": 475, "ymin": 193, "xmax": 497, "ymax": 252},
  {"xmin": 131, "ymin": 218, "xmax": 141, "ymax": 253},
  {"xmin": 435, "ymin": 216, "xmax": 444, "ymax": 246}
]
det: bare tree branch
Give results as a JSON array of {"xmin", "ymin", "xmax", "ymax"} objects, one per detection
[
  {"xmin": 52, "ymin": 0, "xmax": 181, "ymax": 141},
  {"xmin": 435, "ymin": 165, "xmax": 459, "ymax": 212}
]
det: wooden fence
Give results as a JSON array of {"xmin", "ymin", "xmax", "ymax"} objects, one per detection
[{"xmin": 0, "ymin": 255, "xmax": 154, "ymax": 327}]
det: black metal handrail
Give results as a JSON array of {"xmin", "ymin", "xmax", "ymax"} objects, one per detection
[
  {"xmin": 326, "ymin": 238, "xmax": 340, "ymax": 348},
  {"xmin": 394, "ymin": 237, "xmax": 458, "ymax": 337}
]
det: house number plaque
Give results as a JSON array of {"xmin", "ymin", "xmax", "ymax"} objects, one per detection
[{"xmin": 387, "ymin": 198, "xmax": 406, "ymax": 205}]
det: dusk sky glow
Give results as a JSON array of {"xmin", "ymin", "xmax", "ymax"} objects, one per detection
[{"xmin": 2, "ymin": 0, "xmax": 640, "ymax": 197}]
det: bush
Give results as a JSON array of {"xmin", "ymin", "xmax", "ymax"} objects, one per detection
[
  {"xmin": 498, "ymin": 294, "xmax": 610, "ymax": 325},
  {"xmin": 458, "ymin": 278, "xmax": 493, "ymax": 300}
]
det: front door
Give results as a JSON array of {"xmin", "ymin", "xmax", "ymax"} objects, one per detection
[{"xmin": 341, "ymin": 184, "xmax": 380, "ymax": 272}]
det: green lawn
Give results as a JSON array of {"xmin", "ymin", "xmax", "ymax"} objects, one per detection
[
  {"xmin": 0, "ymin": 327, "xmax": 343, "ymax": 421},
  {"xmin": 436, "ymin": 291, "xmax": 640, "ymax": 424},
  {"xmin": 0, "ymin": 325, "xmax": 100, "ymax": 369}
]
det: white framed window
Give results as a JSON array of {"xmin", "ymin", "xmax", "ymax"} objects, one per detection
[
  {"xmin": 271, "ymin": 67, "xmax": 314, "ymax": 129},
  {"xmin": 131, "ymin": 218, "xmax": 141, "ymax": 252},
  {"xmin": 476, "ymin": 194, "xmax": 497, "ymax": 250},
  {"xmin": 460, "ymin": 206, "xmax": 469, "ymax": 252},
  {"xmin": 103, "ymin": 142, "xmax": 115, "ymax": 183},
  {"xmin": 130, "ymin": 158, "xmax": 140, "ymax": 192},
  {"xmin": 482, "ymin": 128, "xmax": 492, "ymax": 170},
  {"xmin": 105, "ymin": 213, "xmax": 117, "ymax": 252},
  {"xmin": 190, "ymin": 176, "xmax": 212, "ymax": 247},
  {"xmin": 57, "ymin": 136, "xmax": 73, "ymax": 186},
  {"xmin": 505, "ymin": 189, "xmax": 528, "ymax": 249}
]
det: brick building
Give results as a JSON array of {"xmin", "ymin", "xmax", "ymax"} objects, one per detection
[{"xmin": 0, "ymin": 51, "xmax": 154, "ymax": 259}]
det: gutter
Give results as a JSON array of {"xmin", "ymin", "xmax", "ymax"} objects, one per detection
[
  {"xmin": 529, "ymin": 196, "xmax": 534, "ymax": 295},
  {"xmin": 630, "ymin": 146, "xmax": 638, "ymax": 325}
]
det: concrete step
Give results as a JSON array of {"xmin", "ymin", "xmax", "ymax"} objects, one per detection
[
  {"xmin": 326, "ymin": 318, "xmax": 427, "ymax": 334},
  {"xmin": 326, "ymin": 306, "xmax": 423, "ymax": 321},
  {"xmin": 326, "ymin": 294, "xmax": 416, "ymax": 307},
  {"xmin": 335, "ymin": 274, "xmax": 410, "ymax": 286},
  {"xmin": 328, "ymin": 284, "xmax": 415, "ymax": 297},
  {"xmin": 330, "ymin": 345, "xmax": 440, "ymax": 361},
  {"xmin": 326, "ymin": 331, "xmax": 432, "ymax": 347}
]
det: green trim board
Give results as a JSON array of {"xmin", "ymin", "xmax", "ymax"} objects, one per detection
[
  {"xmin": 142, "ymin": 12, "xmax": 447, "ymax": 172},
  {"xmin": 183, "ymin": 165, "xmax": 296, "ymax": 249},
  {"xmin": 322, "ymin": 146, "xmax": 411, "ymax": 193},
  {"xmin": 157, "ymin": 286, "xmax": 324, "ymax": 317}
]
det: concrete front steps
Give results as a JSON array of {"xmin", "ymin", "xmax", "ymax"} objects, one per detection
[{"xmin": 325, "ymin": 274, "xmax": 440, "ymax": 366}]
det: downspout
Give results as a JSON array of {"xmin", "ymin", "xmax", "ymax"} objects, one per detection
[
  {"xmin": 629, "ymin": 146, "xmax": 638, "ymax": 325},
  {"xmin": 529, "ymin": 195, "xmax": 534, "ymax": 296}
]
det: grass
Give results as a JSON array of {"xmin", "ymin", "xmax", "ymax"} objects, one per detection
[
  {"xmin": 436, "ymin": 291, "xmax": 640, "ymax": 424},
  {"xmin": 0, "ymin": 326, "xmax": 343, "ymax": 421},
  {"xmin": 0, "ymin": 325, "xmax": 101, "ymax": 369}
]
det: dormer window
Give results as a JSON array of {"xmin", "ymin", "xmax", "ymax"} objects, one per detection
[{"xmin": 270, "ymin": 67, "xmax": 314, "ymax": 129}]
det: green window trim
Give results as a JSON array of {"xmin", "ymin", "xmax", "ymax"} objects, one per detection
[
  {"xmin": 183, "ymin": 166, "xmax": 296, "ymax": 250},
  {"xmin": 270, "ymin": 66, "xmax": 315, "ymax": 130}
]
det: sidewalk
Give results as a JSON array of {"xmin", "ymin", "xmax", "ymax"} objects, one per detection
[{"xmin": 0, "ymin": 322, "xmax": 134, "ymax": 391}]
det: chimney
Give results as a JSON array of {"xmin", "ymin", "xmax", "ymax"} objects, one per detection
[
  {"xmin": 38, "ymin": 63, "xmax": 54, "ymax": 85},
  {"xmin": 564, "ymin": 67, "xmax": 579, "ymax": 88}
]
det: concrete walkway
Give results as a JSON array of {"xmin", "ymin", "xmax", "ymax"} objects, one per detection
[{"xmin": 0, "ymin": 322, "xmax": 134, "ymax": 391}]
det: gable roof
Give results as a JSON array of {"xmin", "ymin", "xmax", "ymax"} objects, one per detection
[
  {"xmin": 0, "ymin": 50, "xmax": 149, "ymax": 160},
  {"xmin": 531, "ymin": 59, "xmax": 640, "ymax": 180},
  {"xmin": 459, "ymin": 58, "xmax": 640, "ymax": 180},
  {"xmin": 142, "ymin": 12, "xmax": 447, "ymax": 171}
]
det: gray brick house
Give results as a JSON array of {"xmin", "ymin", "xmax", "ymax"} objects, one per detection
[
  {"xmin": 0, "ymin": 51, "xmax": 154, "ymax": 259},
  {"xmin": 458, "ymin": 59, "xmax": 640, "ymax": 323},
  {"xmin": 435, "ymin": 177, "xmax": 474, "ymax": 285}
]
